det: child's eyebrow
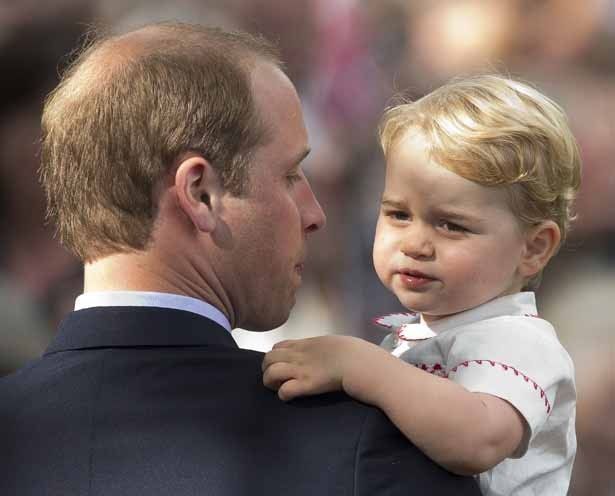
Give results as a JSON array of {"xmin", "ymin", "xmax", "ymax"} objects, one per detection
[
  {"xmin": 380, "ymin": 198, "xmax": 406, "ymax": 209},
  {"xmin": 432, "ymin": 207, "xmax": 484, "ymax": 224},
  {"xmin": 380, "ymin": 199, "xmax": 486, "ymax": 224}
]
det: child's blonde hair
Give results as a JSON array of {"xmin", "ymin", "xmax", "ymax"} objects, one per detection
[{"xmin": 379, "ymin": 74, "xmax": 582, "ymax": 290}]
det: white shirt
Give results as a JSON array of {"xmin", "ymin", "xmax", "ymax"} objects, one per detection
[
  {"xmin": 380, "ymin": 292, "xmax": 576, "ymax": 496},
  {"xmin": 75, "ymin": 291, "xmax": 232, "ymax": 332}
]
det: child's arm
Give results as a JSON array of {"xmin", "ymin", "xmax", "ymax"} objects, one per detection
[{"xmin": 262, "ymin": 335, "xmax": 525, "ymax": 475}]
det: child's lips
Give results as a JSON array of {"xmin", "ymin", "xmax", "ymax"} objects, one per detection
[{"xmin": 397, "ymin": 269, "xmax": 437, "ymax": 289}]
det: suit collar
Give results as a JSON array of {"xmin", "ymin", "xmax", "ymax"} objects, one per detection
[
  {"xmin": 74, "ymin": 291, "xmax": 231, "ymax": 332},
  {"xmin": 45, "ymin": 306, "xmax": 238, "ymax": 355}
]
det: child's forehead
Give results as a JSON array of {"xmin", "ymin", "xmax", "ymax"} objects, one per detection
[
  {"xmin": 386, "ymin": 125, "xmax": 495, "ymax": 189},
  {"xmin": 387, "ymin": 129, "xmax": 444, "ymax": 172},
  {"xmin": 387, "ymin": 125, "xmax": 448, "ymax": 167},
  {"xmin": 384, "ymin": 135, "xmax": 515, "ymax": 212}
]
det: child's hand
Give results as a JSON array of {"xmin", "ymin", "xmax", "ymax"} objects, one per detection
[{"xmin": 262, "ymin": 335, "xmax": 376, "ymax": 401}]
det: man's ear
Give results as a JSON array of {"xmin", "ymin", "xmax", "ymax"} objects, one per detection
[
  {"xmin": 519, "ymin": 220, "xmax": 561, "ymax": 278},
  {"xmin": 175, "ymin": 155, "xmax": 223, "ymax": 233}
]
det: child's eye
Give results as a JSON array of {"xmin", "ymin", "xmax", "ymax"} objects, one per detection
[
  {"xmin": 387, "ymin": 210, "xmax": 409, "ymax": 221},
  {"xmin": 440, "ymin": 220, "xmax": 466, "ymax": 232}
]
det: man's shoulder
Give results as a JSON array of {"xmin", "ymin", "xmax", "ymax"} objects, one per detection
[
  {"xmin": 0, "ymin": 344, "xmax": 479, "ymax": 496},
  {"xmin": 230, "ymin": 348, "xmax": 479, "ymax": 494}
]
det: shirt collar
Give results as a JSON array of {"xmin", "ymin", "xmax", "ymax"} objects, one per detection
[
  {"xmin": 75, "ymin": 291, "xmax": 231, "ymax": 332},
  {"xmin": 417, "ymin": 291, "xmax": 538, "ymax": 335},
  {"xmin": 383, "ymin": 292, "xmax": 538, "ymax": 341}
]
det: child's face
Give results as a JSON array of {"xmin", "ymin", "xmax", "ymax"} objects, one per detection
[{"xmin": 373, "ymin": 131, "xmax": 528, "ymax": 322}]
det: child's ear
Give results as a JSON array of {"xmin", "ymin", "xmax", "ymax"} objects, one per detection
[
  {"xmin": 174, "ymin": 155, "xmax": 223, "ymax": 233},
  {"xmin": 519, "ymin": 220, "xmax": 561, "ymax": 278}
]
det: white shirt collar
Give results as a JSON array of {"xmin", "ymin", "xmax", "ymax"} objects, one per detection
[
  {"xmin": 390, "ymin": 292, "xmax": 538, "ymax": 341},
  {"xmin": 74, "ymin": 291, "xmax": 231, "ymax": 332},
  {"xmin": 419, "ymin": 291, "xmax": 538, "ymax": 335}
]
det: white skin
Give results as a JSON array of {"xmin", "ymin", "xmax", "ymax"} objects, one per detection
[
  {"xmin": 84, "ymin": 37, "xmax": 326, "ymax": 333},
  {"xmin": 262, "ymin": 129, "xmax": 561, "ymax": 475}
]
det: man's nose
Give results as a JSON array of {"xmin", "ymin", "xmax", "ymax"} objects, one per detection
[
  {"xmin": 401, "ymin": 222, "xmax": 434, "ymax": 259},
  {"xmin": 300, "ymin": 179, "xmax": 326, "ymax": 234}
]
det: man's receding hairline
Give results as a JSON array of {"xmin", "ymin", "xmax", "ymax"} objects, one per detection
[
  {"xmin": 66, "ymin": 28, "xmax": 155, "ymax": 93},
  {"xmin": 73, "ymin": 22, "xmax": 274, "ymax": 94}
]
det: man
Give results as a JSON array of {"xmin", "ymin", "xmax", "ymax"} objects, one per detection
[{"xmin": 0, "ymin": 22, "xmax": 479, "ymax": 495}]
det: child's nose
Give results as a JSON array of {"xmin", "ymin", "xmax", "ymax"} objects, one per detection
[{"xmin": 400, "ymin": 223, "xmax": 434, "ymax": 259}]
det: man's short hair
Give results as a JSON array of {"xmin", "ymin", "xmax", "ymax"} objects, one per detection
[
  {"xmin": 40, "ymin": 21, "xmax": 281, "ymax": 262},
  {"xmin": 379, "ymin": 74, "xmax": 582, "ymax": 290}
]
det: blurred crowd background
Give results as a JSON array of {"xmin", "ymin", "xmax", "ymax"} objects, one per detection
[{"xmin": 1, "ymin": 0, "xmax": 613, "ymax": 493}]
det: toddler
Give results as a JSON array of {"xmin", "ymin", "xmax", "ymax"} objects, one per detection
[{"xmin": 262, "ymin": 75, "xmax": 580, "ymax": 496}]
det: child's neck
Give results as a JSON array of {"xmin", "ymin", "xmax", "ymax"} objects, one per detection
[
  {"xmin": 421, "ymin": 313, "xmax": 448, "ymax": 325},
  {"xmin": 420, "ymin": 289, "xmax": 527, "ymax": 325}
]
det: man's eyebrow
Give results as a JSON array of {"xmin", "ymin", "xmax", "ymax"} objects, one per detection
[{"xmin": 290, "ymin": 147, "xmax": 311, "ymax": 168}]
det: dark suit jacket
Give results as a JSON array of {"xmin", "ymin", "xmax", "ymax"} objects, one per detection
[{"xmin": 0, "ymin": 306, "xmax": 479, "ymax": 495}]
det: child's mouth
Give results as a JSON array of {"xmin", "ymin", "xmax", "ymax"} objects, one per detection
[{"xmin": 398, "ymin": 270, "xmax": 436, "ymax": 289}]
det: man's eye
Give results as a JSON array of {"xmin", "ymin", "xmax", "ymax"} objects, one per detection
[{"xmin": 285, "ymin": 173, "xmax": 302, "ymax": 185}]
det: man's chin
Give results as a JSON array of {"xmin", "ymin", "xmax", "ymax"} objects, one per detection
[{"xmin": 242, "ymin": 304, "xmax": 294, "ymax": 333}]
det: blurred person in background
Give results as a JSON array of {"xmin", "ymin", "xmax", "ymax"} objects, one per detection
[
  {"xmin": 0, "ymin": 21, "xmax": 480, "ymax": 496},
  {"xmin": 0, "ymin": 276, "xmax": 50, "ymax": 376},
  {"xmin": 0, "ymin": 2, "xmax": 92, "ymax": 370}
]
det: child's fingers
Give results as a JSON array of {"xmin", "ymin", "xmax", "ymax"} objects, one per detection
[
  {"xmin": 278, "ymin": 378, "xmax": 312, "ymax": 402},
  {"xmin": 262, "ymin": 361, "xmax": 297, "ymax": 390},
  {"xmin": 271, "ymin": 339, "xmax": 296, "ymax": 350},
  {"xmin": 261, "ymin": 348, "xmax": 295, "ymax": 372}
]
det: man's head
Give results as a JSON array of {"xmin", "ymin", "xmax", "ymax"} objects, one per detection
[
  {"xmin": 40, "ymin": 22, "xmax": 326, "ymax": 330},
  {"xmin": 40, "ymin": 22, "xmax": 280, "ymax": 262},
  {"xmin": 378, "ymin": 74, "xmax": 581, "ymax": 290},
  {"xmin": 192, "ymin": 61, "xmax": 326, "ymax": 330}
]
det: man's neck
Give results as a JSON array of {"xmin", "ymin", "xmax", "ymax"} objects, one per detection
[{"xmin": 83, "ymin": 251, "xmax": 235, "ymax": 326}]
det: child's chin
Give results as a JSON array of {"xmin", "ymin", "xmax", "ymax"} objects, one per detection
[{"xmin": 394, "ymin": 293, "xmax": 435, "ymax": 311}]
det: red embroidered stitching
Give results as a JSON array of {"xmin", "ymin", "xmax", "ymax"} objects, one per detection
[
  {"xmin": 416, "ymin": 363, "xmax": 449, "ymax": 378},
  {"xmin": 415, "ymin": 360, "xmax": 551, "ymax": 413}
]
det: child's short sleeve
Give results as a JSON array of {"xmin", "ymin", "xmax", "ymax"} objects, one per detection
[{"xmin": 445, "ymin": 316, "xmax": 575, "ymax": 457}]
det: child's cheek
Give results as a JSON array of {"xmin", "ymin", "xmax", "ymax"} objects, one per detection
[
  {"xmin": 441, "ymin": 242, "xmax": 477, "ymax": 272},
  {"xmin": 372, "ymin": 234, "xmax": 392, "ymax": 287}
]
